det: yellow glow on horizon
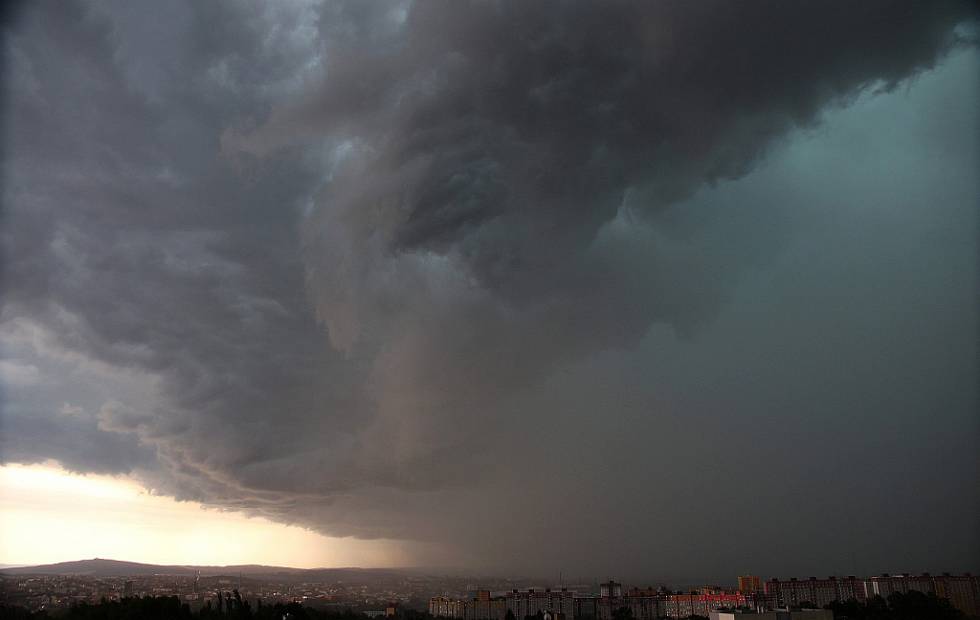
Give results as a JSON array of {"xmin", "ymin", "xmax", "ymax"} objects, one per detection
[{"xmin": 0, "ymin": 462, "xmax": 408, "ymax": 568}]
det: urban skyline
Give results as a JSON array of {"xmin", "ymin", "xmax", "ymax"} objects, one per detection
[
  {"xmin": 4, "ymin": 559, "xmax": 979, "ymax": 618},
  {"xmin": 428, "ymin": 572, "xmax": 980, "ymax": 618}
]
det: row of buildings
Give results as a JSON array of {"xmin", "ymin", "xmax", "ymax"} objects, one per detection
[
  {"xmin": 755, "ymin": 573, "xmax": 979, "ymax": 616},
  {"xmin": 430, "ymin": 584, "xmax": 770, "ymax": 620},
  {"xmin": 429, "ymin": 573, "xmax": 980, "ymax": 620}
]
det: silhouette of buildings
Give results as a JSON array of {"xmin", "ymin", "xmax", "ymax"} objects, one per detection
[{"xmin": 430, "ymin": 572, "xmax": 980, "ymax": 620}]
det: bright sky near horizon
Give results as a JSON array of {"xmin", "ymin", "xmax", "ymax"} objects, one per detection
[{"xmin": 0, "ymin": 462, "xmax": 409, "ymax": 568}]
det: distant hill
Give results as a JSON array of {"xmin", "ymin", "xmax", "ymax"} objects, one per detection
[{"xmin": 0, "ymin": 558, "xmax": 410, "ymax": 582}]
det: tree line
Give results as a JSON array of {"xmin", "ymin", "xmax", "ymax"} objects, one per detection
[
  {"xmin": 0, "ymin": 590, "xmax": 966, "ymax": 620},
  {"xmin": 0, "ymin": 593, "xmax": 431, "ymax": 620}
]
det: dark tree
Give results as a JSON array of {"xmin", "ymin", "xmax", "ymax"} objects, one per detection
[{"xmin": 612, "ymin": 606, "xmax": 633, "ymax": 620}]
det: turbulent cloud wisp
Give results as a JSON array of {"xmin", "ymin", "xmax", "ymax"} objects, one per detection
[{"xmin": 1, "ymin": 1, "xmax": 977, "ymax": 575}]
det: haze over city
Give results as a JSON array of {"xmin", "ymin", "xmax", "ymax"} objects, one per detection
[{"xmin": 1, "ymin": 0, "xmax": 978, "ymax": 591}]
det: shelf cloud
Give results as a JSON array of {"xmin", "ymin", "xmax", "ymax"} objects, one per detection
[{"xmin": 2, "ymin": 1, "xmax": 977, "ymax": 577}]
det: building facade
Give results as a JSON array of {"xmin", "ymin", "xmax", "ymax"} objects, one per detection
[
  {"xmin": 764, "ymin": 577, "xmax": 865, "ymax": 608},
  {"xmin": 738, "ymin": 576, "xmax": 763, "ymax": 594},
  {"xmin": 866, "ymin": 573, "xmax": 980, "ymax": 617},
  {"xmin": 506, "ymin": 588, "xmax": 576, "ymax": 620},
  {"xmin": 430, "ymin": 574, "xmax": 980, "ymax": 620},
  {"xmin": 932, "ymin": 574, "xmax": 980, "ymax": 618},
  {"xmin": 662, "ymin": 593, "xmax": 750, "ymax": 618}
]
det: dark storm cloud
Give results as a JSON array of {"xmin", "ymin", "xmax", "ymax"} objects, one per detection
[
  {"xmin": 1, "ymin": 0, "xmax": 977, "ymax": 577},
  {"xmin": 231, "ymin": 0, "xmax": 974, "ymax": 429}
]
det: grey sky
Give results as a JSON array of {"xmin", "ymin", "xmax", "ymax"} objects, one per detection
[{"xmin": 1, "ymin": 1, "xmax": 977, "ymax": 581}]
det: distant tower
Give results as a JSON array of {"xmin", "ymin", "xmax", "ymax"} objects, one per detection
[
  {"xmin": 738, "ymin": 575, "xmax": 762, "ymax": 594},
  {"xmin": 194, "ymin": 571, "xmax": 200, "ymax": 594},
  {"xmin": 600, "ymin": 581, "xmax": 622, "ymax": 599}
]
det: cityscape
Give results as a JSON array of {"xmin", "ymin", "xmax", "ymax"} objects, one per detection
[
  {"xmin": 428, "ymin": 574, "xmax": 980, "ymax": 619},
  {"xmin": 2, "ymin": 562, "xmax": 979, "ymax": 619},
  {"xmin": 1, "ymin": 565, "xmax": 442, "ymax": 613}
]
